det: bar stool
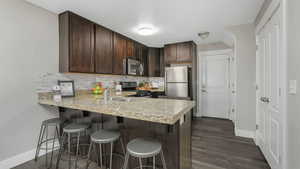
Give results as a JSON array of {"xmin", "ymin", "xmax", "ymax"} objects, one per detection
[
  {"xmin": 86, "ymin": 129, "xmax": 125, "ymax": 169},
  {"xmin": 35, "ymin": 118, "xmax": 62, "ymax": 168},
  {"xmin": 123, "ymin": 138, "xmax": 167, "ymax": 169},
  {"xmin": 56, "ymin": 123, "xmax": 89, "ymax": 169}
]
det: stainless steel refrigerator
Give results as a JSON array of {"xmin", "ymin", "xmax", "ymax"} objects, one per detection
[{"xmin": 165, "ymin": 66, "xmax": 191, "ymax": 98}]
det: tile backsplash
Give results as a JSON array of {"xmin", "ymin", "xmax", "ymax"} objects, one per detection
[{"xmin": 36, "ymin": 73, "xmax": 164, "ymax": 93}]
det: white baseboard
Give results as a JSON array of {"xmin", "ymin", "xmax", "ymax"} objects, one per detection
[
  {"xmin": 235, "ymin": 128, "xmax": 255, "ymax": 139},
  {"xmin": 0, "ymin": 142, "xmax": 59, "ymax": 169}
]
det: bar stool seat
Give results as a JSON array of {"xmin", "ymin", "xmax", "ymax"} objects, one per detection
[
  {"xmin": 86, "ymin": 129, "xmax": 125, "ymax": 169},
  {"xmin": 123, "ymin": 138, "xmax": 167, "ymax": 169},
  {"xmin": 91, "ymin": 129, "xmax": 120, "ymax": 143},
  {"xmin": 42, "ymin": 118, "xmax": 62, "ymax": 126},
  {"xmin": 63, "ymin": 123, "xmax": 89, "ymax": 133},
  {"xmin": 127, "ymin": 138, "xmax": 162, "ymax": 158}
]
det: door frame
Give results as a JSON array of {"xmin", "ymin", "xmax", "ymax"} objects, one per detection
[
  {"xmin": 198, "ymin": 49, "xmax": 236, "ymax": 122},
  {"xmin": 255, "ymin": 0, "xmax": 287, "ymax": 168}
]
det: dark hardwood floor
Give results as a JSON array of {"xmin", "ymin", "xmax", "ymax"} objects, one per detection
[
  {"xmin": 13, "ymin": 117, "xmax": 270, "ymax": 169},
  {"xmin": 192, "ymin": 117, "xmax": 270, "ymax": 169}
]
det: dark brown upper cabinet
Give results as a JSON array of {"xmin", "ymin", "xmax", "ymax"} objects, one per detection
[
  {"xmin": 142, "ymin": 46, "xmax": 149, "ymax": 76},
  {"xmin": 113, "ymin": 33, "xmax": 127, "ymax": 75},
  {"xmin": 164, "ymin": 41, "xmax": 195, "ymax": 64},
  {"xmin": 95, "ymin": 25, "xmax": 113, "ymax": 74},
  {"xmin": 148, "ymin": 48, "xmax": 161, "ymax": 77},
  {"xmin": 164, "ymin": 44, "xmax": 177, "ymax": 64},
  {"xmin": 126, "ymin": 40, "xmax": 135, "ymax": 59},
  {"xmin": 177, "ymin": 42, "xmax": 192, "ymax": 62},
  {"xmin": 59, "ymin": 11, "xmax": 95, "ymax": 73}
]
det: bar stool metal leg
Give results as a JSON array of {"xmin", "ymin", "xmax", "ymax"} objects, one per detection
[
  {"xmin": 86, "ymin": 142, "xmax": 93, "ymax": 169},
  {"xmin": 123, "ymin": 153, "xmax": 129, "ymax": 169},
  {"xmin": 153, "ymin": 156, "xmax": 155, "ymax": 169},
  {"xmin": 99, "ymin": 144, "xmax": 103, "ymax": 168},
  {"xmin": 120, "ymin": 138, "xmax": 126, "ymax": 156},
  {"xmin": 50, "ymin": 125, "xmax": 58, "ymax": 168},
  {"xmin": 45, "ymin": 124, "xmax": 49, "ymax": 168},
  {"xmin": 56, "ymin": 132, "xmax": 66, "ymax": 169},
  {"xmin": 68, "ymin": 133, "xmax": 71, "ymax": 169},
  {"xmin": 35, "ymin": 124, "xmax": 45, "ymax": 161},
  {"xmin": 139, "ymin": 158, "xmax": 143, "ymax": 169},
  {"xmin": 160, "ymin": 151, "xmax": 167, "ymax": 169},
  {"xmin": 75, "ymin": 132, "xmax": 80, "ymax": 169},
  {"xmin": 110, "ymin": 142, "xmax": 114, "ymax": 169}
]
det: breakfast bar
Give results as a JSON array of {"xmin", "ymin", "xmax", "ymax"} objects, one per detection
[{"xmin": 38, "ymin": 91, "xmax": 195, "ymax": 169}]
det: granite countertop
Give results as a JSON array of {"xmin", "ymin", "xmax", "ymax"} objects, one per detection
[{"xmin": 38, "ymin": 91, "xmax": 194, "ymax": 125}]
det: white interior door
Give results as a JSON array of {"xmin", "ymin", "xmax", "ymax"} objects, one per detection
[
  {"xmin": 202, "ymin": 55, "xmax": 230, "ymax": 119},
  {"xmin": 256, "ymin": 8, "xmax": 282, "ymax": 169}
]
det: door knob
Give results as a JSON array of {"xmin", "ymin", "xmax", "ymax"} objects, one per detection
[
  {"xmin": 202, "ymin": 89, "xmax": 207, "ymax": 93},
  {"xmin": 260, "ymin": 97, "xmax": 270, "ymax": 103}
]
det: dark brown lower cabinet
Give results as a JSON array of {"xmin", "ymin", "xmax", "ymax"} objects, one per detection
[
  {"xmin": 102, "ymin": 111, "xmax": 192, "ymax": 169},
  {"xmin": 95, "ymin": 25, "xmax": 113, "ymax": 74},
  {"xmin": 58, "ymin": 108, "xmax": 191, "ymax": 169}
]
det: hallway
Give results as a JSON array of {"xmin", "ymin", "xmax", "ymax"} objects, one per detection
[{"xmin": 192, "ymin": 117, "xmax": 270, "ymax": 169}]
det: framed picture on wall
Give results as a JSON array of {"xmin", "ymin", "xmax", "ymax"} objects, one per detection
[{"xmin": 58, "ymin": 80, "xmax": 75, "ymax": 97}]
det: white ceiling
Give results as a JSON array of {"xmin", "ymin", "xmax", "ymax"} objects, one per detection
[{"xmin": 25, "ymin": 0, "xmax": 264, "ymax": 47}]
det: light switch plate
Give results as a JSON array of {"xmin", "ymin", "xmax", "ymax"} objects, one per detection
[{"xmin": 289, "ymin": 80, "xmax": 297, "ymax": 94}]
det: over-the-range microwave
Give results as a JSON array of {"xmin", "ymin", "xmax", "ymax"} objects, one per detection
[{"xmin": 124, "ymin": 58, "xmax": 144, "ymax": 75}]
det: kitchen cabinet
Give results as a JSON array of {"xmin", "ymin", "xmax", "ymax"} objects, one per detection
[
  {"xmin": 164, "ymin": 41, "xmax": 195, "ymax": 64},
  {"xmin": 126, "ymin": 39, "xmax": 136, "ymax": 59},
  {"xmin": 148, "ymin": 48, "xmax": 161, "ymax": 77},
  {"xmin": 95, "ymin": 25, "xmax": 113, "ymax": 74},
  {"xmin": 177, "ymin": 42, "xmax": 192, "ymax": 62},
  {"xmin": 141, "ymin": 47, "xmax": 149, "ymax": 76},
  {"xmin": 59, "ymin": 11, "xmax": 95, "ymax": 73},
  {"xmin": 160, "ymin": 48, "xmax": 165, "ymax": 77},
  {"xmin": 164, "ymin": 44, "xmax": 177, "ymax": 64},
  {"xmin": 113, "ymin": 33, "xmax": 127, "ymax": 75}
]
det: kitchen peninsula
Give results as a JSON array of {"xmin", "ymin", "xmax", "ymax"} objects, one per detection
[{"xmin": 38, "ymin": 91, "xmax": 194, "ymax": 169}]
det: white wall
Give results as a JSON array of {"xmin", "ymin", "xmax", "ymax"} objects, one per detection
[
  {"xmin": 226, "ymin": 24, "xmax": 257, "ymax": 132},
  {"xmin": 286, "ymin": 0, "xmax": 300, "ymax": 168},
  {"xmin": 0, "ymin": 0, "xmax": 59, "ymax": 164}
]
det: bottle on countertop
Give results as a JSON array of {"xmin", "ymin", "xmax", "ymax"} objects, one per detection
[{"xmin": 52, "ymin": 85, "xmax": 62, "ymax": 102}]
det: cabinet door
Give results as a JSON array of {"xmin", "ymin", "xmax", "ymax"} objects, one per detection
[
  {"xmin": 142, "ymin": 47, "xmax": 149, "ymax": 76},
  {"xmin": 160, "ymin": 48, "xmax": 165, "ymax": 77},
  {"xmin": 148, "ymin": 48, "xmax": 161, "ymax": 77},
  {"xmin": 177, "ymin": 42, "xmax": 192, "ymax": 62},
  {"xmin": 113, "ymin": 33, "xmax": 127, "ymax": 75},
  {"xmin": 164, "ymin": 44, "xmax": 177, "ymax": 64},
  {"xmin": 95, "ymin": 25, "xmax": 113, "ymax": 74},
  {"xmin": 69, "ymin": 14, "xmax": 95, "ymax": 73},
  {"xmin": 126, "ymin": 40, "xmax": 136, "ymax": 59}
]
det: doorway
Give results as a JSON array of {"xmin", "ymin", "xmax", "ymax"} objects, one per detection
[
  {"xmin": 256, "ymin": 5, "xmax": 284, "ymax": 169},
  {"xmin": 200, "ymin": 49, "xmax": 234, "ymax": 120}
]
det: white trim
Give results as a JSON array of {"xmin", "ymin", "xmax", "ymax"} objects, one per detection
[
  {"xmin": 281, "ymin": 1, "xmax": 288, "ymax": 169},
  {"xmin": 199, "ymin": 49, "xmax": 233, "ymax": 56},
  {"xmin": 256, "ymin": 0, "xmax": 280, "ymax": 34},
  {"xmin": 0, "ymin": 142, "xmax": 59, "ymax": 169},
  {"xmin": 235, "ymin": 128, "xmax": 256, "ymax": 139}
]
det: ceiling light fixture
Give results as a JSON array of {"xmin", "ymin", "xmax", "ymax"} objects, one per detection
[
  {"xmin": 198, "ymin": 32, "xmax": 210, "ymax": 39},
  {"xmin": 138, "ymin": 27, "xmax": 156, "ymax": 36}
]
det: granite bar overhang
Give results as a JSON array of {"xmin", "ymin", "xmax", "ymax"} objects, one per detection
[{"xmin": 38, "ymin": 92, "xmax": 195, "ymax": 125}]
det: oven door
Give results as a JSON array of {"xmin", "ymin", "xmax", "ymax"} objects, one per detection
[{"xmin": 127, "ymin": 59, "xmax": 140, "ymax": 75}]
